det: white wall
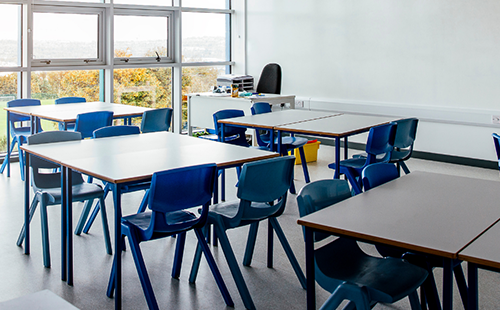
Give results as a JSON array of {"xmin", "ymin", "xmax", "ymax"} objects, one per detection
[{"xmin": 242, "ymin": 0, "xmax": 500, "ymax": 161}]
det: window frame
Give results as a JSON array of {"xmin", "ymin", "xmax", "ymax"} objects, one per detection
[
  {"xmin": 31, "ymin": 4, "xmax": 105, "ymax": 67},
  {"xmin": 113, "ymin": 8, "xmax": 174, "ymax": 65}
]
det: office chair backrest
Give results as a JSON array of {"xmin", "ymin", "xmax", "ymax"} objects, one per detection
[
  {"xmin": 361, "ymin": 163, "xmax": 399, "ymax": 191},
  {"xmin": 75, "ymin": 111, "xmax": 114, "ymax": 139},
  {"xmin": 93, "ymin": 125, "xmax": 140, "ymax": 138},
  {"xmin": 55, "ymin": 97, "xmax": 86, "ymax": 105},
  {"xmin": 297, "ymin": 179, "xmax": 352, "ymax": 242},
  {"xmin": 141, "ymin": 108, "xmax": 173, "ymax": 133},
  {"xmin": 394, "ymin": 118, "xmax": 418, "ymax": 149},
  {"xmin": 365, "ymin": 122, "xmax": 397, "ymax": 163},
  {"xmin": 256, "ymin": 63, "xmax": 282, "ymax": 95}
]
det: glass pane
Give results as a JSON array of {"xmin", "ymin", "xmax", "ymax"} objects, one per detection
[
  {"xmin": 33, "ymin": 12, "xmax": 99, "ymax": 59},
  {"xmin": 182, "ymin": 0, "xmax": 227, "ymax": 9},
  {"xmin": 115, "ymin": 0, "xmax": 173, "ymax": 5},
  {"xmin": 182, "ymin": 12, "xmax": 228, "ymax": 62},
  {"xmin": 182, "ymin": 66, "xmax": 225, "ymax": 131},
  {"xmin": 114, "ymin": 67, "xmax": 172, "ymax": 113},
  {"xmin": 114, "ymin": 15, "xmax": 169, "ymax": 58},
  {"xmin": 0, "ymin": 4, "xmax": 20, "ymax": 67},
  {"xmin": 0, "ymin": 72, "xmax": 18, "ymax": 153},
  {"xmin": 39, "ymin": 0, "xmax": 102, "ymax": 2}
]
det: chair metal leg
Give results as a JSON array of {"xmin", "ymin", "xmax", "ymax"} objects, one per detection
[
  {"xmin": 189, "ymin": 226, "xmax": 206, "ymax": 283},
  {"xmin": 243, "ymin": 222, "xmax": 259, "ymax": 266},
  {"xmin": 213, "ymin": 225, "xmax": 256, "ymax": 310},
  {"xmin": 136, "ymin": 189, "xmax": 150, "ymax": 213},
  {"xmin": 171, "ymin": 232, "xmax": 186, "ymax": 279},
  {"xmin": 453, "ymin": 261, "xmax": 468, "ymax": 308},
  {"xmin": 401, "ymin": 161, "xmax": 411, "ymax": 175},
  {"xmin": 17, "ymin": 198, "xmax": 39, "ymax": 246},
  {"xmin": 269, "ymin": 217, "xmax": 307, "ymax": 289},
  {"xmin": 193, "ymin": 227, "xmax": 234, "ymax": 307},
  {"xmin": 0, "ymin": 138, "xmax": 16, "ymax": 174},
  {"xmin": 409, "ymin": 290, "xmax": 422, "ymax": 310},
  {"xmin": 298, "ymin": 146, "xmax": 310, "ymax": 183},
  {"xmin": 74, "ymin": 199, "xmax": 94, "ymax": 235}
]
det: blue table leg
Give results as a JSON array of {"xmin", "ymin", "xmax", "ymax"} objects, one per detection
[
  {"xmin": 66, "ymin": 167, "xmax": 73, "ymax": 286},
  {"xmin": 113, "ymin": 184, "xmax": 123, "ymax": 309},
  {"xmin": 467, "ymin": 262, "xmax": 478, "ymax": 310},
  {"xmin": 305, "ymin": 227, "xmax": 315, "ymax": 310},
  {"xmin": 442, "ymin": 258, "xmax": 454, "ymax": 310},
  {"xmin": 61, "ymin": 167, "xmax": 67, "ymax": 282},
  {"xmin": 24, "ymin": 152, "xmax": 30, "ymax": 255},
  {"xmin": 334, "ymin": 137, "xmax": 341, "ymax": 179},
  {"xmin": 344, "ymin": 137, "xmax": 348, "ymax": 159},
  {"xmin": 274, "ymin": 130, "xmax": 278, "ymax": 154},
  {"xmin": 7, "ymin": 111, "xmax": 10, "ymax": 177}
]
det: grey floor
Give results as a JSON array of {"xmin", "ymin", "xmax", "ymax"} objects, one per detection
[{"xmin": 1, "ymin": 144, "xmax": 500, "ymax": 309}]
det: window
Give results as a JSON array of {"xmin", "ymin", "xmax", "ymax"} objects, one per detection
[
  {"xmin": 0, "ymin": 4, "xmax": 21, "ymax": 67},
  {"xmin": 114, "ymin": 11, "xmax": 173, "ymax": 64},
  {"xmin": 31, "ymin": 70, "xmax": 102, "ymax": 102},
  {"xmin": 114, "ymin": 0, "xmax": 173, "ymax": 6},
  {"xmin": 32, "ymin": 6, "xmax": 104, "ymax": 66},
  {"xmin": 0, "ymin": 72, "xmax": 18, "ymax": 152},
  {"xmin": 182, "ymin": 0, "xmax": 228, "ymax": 9},
  {"xmin": 182, "ymin": 12, "xmax": 229, "ymax": 63}
]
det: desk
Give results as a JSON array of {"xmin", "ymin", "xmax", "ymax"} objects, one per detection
[
  {"xmin": 187, "ymin": 93, "xmax": 295, "ymax": 135},
  {"xmin": 276, "ymin": 114, "xmax": 396, "ymax": 178},
  {"xmin": 297, "ymin": 172, "xmax": 500, "ymax": 310},
  {"xmin": 21, "ymin": 132, "xmax": 278, "ymax": 309},
  {"xmin": 458, "ymin": 219, "xmax": 500, "ymax": 310},
  {"xmin": 3, "ymin": 102, "xmax": 151, "ymax": 177}
]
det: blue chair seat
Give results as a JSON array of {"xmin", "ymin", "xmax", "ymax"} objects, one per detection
[
  {"xmin": 208, "ymin": 201, "xmax": 282, "ymax": 224},
  {"xmin": 123, "ymin": 210, "xmax": 198, "ymax": 238},
  {"xmin": 39, "ymin": 182, "xmax": 106, "ymax": 204}
]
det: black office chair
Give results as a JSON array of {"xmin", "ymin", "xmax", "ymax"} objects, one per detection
[{"xmin": 255, "ymin": 63, "xmax": 282, "ymax": 94}]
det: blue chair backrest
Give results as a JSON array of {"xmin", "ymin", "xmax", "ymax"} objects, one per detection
[
  {"xmin": 27, "ymin": 131, "xmax": 83, "ymax": 188},
  {"xmin": 250, "ymin": 102, "xmax": 272, "ymax": 115},
  {"xmin": 364, "ymin": 122, "xmax": 397, "ymax": 163},
  {"xmin": 93, "ymin": 125, "xmax": 140, "ymax": 138},
  {"xmin": 145, "ymin": 164, "xmax": 217, "ymax": 236},
  {"xmin": 55, "ymin": 97, "xmax": 86, "ymax": 105},
  {"xmin": 7, "ymin": 99, "xmax": 41, "ymax": 124},
  {"xmin": 213, "ymin": 109, "xmax": 248, "ymax": 144},
  {"xmin": 141, "ymin": 108, "xmax": 173, "ymax": 133},
  {"xmin": 361, "ymin": 163, "xmax": 399, "ymax": 191},
  {"xmin": 296, "ymin": 179, "xmax": 352, "ymax": 242},
  {"xmin": 394, "ymin": 118, "xmax": 418, "ymax": 149},
  {"xmin": 493, "ymin": 133, "xmax": 500, "ymax": 166},
  {"xmin": 75, "ymin": 111, "xmax": 114, "ymax": 139}
]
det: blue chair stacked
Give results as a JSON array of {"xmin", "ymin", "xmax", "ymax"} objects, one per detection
[
  {"xmin": 328, "ymin": 122, "xmax": 396, "ymax": 194},
  {"xmin": 74, "ymin": 125, "xmax": 151, "ymax": 237},
  {"xmin": 54, "ymin": 97, "xmax": 86, "ymax": 130},
  {"xmin": 189, "ymin": 156, "xmax": 306, "ymax": 310},
  {"xmin": 251, "ymin": 102, "xmax": 309, "ymax": 193},
  {"xmin": 74, "ymin": 111, "xmax": 114, "ymax": 139},
  {"xmin": 16, "ymin": 131, "xmax": 112, "ymax": 268},
  {"xmin": 0, "ymin": 99, "xmax": 43, "ymax": 180},
  {"xmin": 361, "ymin": 162, "xmax": 469, "ymax": 309},
  {"xmin": 296, "ymin": 178, "xmax": 428, "ymax": 310},
  {"xmin": 389, "ymin": 118, "xmax": 418, "ymax": 175},
  {"xmin": 140, "ymin": 107, "xmax": 173, "ymax": 133},
  {"xmin": 106, "ymin": 164, "xmax": 234, "ymax": 310}
]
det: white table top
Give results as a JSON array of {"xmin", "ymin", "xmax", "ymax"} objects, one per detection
[
  {"xmin": 458, "ymin": 219, "xmax": 500, "ymax": 269},
  {"xmin": 277, "ymin": 114, "xmax": 397, "ymax": 137},
  {"xmin": 21, "ymin": 132, "xmax": 278, "ymax": 183},
  {"xmin": 218, "ymin": 109, "xmax": 340, "ymax": 129},
  {"xmin": 5, "ymin": 102, "xmax": 151, "ymax": 123},
  {"xmin": 298, "ymin": 171, "xmax": 500, "ymax": 259}
]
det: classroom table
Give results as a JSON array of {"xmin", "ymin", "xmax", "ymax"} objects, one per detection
[
  {"xmin": 21, "ymin": 132, "xmax": 278, "ymax": 309},
  {"xmin": 458, "ymin": 218, "xmax": 500, "ymax": 310},
  {"xmin": 3, "ymin": 102, "xmax": 151, "ymax": 177},
  {"xmin": 297, "ymin": 172, "xmax": 500, "ymax": 310},
  {"xmin": 276, "ymin": 113, "xmax": 396, "ymax": 179}
]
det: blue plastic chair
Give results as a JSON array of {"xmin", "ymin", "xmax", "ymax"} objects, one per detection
[
  {"xmin": 16, "ymin": 131, "xmax": 111, "ymax": 268},
  {"xmin": 74, "ymin": 111, "xmax": 114, "ymax": 139},
  {"xmin": 251, "ymin": 102, "xmax": 309, "ymax": 193},
  {"xmin": 212, "ymin": 109, "xmax": 251, "ymax": 146},
  {"xmin": 140, "ymin": 107, "xmax": 173, "ymax": 133},
  {"xmin": 0, "ymin": 99, "xmax": 43, "ymax": 180},
  {"xmin": 74, "ymin": 125, "xmax": 150, "ymax": 236},
  {"xmin": 328, "ymin": 122, "xmax": 396, "ymax": 194},
  {"xmin": 296, "ymin": 179, "xmax": 427, "ymax": 310},
  {"xmin": 189, "ymin": 156, "xmax": 306, "ymax": 310},
  {"xmin": 492, "ymin": 133, "xmax": 500, "ymax": 167},
  {"xmin": 106, "ymin": 164, "xmax": 234, "ymax": 310},
  {"xmin": 54, "ymin": 97, "xmax": 86, "ymax": 131},
  {"xmin": 361, "ymin": 162, "xmax": 468, "ymax": 309}
]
